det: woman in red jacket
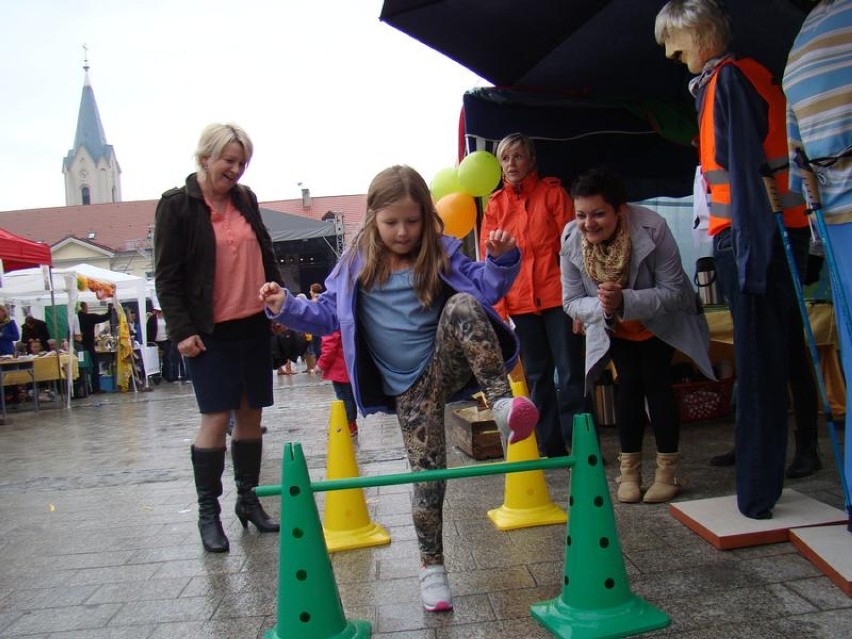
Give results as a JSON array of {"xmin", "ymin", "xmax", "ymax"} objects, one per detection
[{"xmin": 481, "ymin": 133, "xmax": 590, "ymax": 457}]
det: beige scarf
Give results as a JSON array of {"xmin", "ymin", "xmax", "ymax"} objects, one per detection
[{"xmin": 582, "ymin": 214, "xmax": 631, "ymax": 287}]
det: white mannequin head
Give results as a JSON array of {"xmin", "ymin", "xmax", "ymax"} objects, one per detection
[{"xmin": 655, "ymin": 0, "xmax": 732, "ymax": 73}]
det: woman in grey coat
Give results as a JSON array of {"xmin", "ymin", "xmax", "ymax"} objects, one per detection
[{"xmin": 560, "ymin": 168, "xmax": 713, "ymax": 504}]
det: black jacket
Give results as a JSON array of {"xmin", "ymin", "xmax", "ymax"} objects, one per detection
[
  {"xmin": 153, "ymin": 173, "xmax": 283, "ymax": 344},
  {"xmin": 21, "ymin": 317, "xmax": 51, "ymax": 353},
  {"xmin": 78, "ymin": 309, "xmax": 110, "ymax": 349}
]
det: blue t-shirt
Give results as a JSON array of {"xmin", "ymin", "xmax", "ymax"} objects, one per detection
[{"xmin": 358, "ymin": 269, "xmax": 441, "ymax": 396}]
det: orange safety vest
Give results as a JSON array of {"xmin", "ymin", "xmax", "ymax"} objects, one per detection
[{"xmin": 699, "ymin": 58, "xmax": 807, "ymax": 235}]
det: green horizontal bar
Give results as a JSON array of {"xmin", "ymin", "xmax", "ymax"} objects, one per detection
[{"xmin": 255, "ymin": 455, "xmax": 573, "ymax": 497}]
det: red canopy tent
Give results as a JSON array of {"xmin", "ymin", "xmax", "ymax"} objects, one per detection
[
  {"xmin": 0, "ymin": 228, "xmax": 65, "ymax": 410},
  {"xmin": 0, "ymin": 228, "xmax": 52, "ymax": 272}
]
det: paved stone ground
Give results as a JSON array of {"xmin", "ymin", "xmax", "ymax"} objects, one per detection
[{"xmin": 0, "ymin": 373, "xmax": 849, "ymax": 638}]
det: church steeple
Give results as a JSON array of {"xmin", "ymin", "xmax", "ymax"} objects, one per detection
[{"xmin": 62, "ymin": 47, "xmax": 122, "ymax": 206}]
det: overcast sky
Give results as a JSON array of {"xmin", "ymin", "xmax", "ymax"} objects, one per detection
[{"xmin": 0, "ymin": 0, "xmax": 487, "ymax": 212}]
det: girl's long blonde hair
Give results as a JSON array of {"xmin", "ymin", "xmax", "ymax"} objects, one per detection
[{"xmin": 348, "ymin": 165, "xmax": 449, "ymax": 308}]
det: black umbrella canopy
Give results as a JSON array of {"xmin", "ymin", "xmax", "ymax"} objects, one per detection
[
  {"xmin": 380, "ymin": 0, "xmax": 809, "ymax": 100},
  {"xmin": 462, "ymin": 88, "xmax": 703, "ymax": 200},
  {"xmin": 381, "ymin": 0, "xmax": 811, "ymax": 199}
]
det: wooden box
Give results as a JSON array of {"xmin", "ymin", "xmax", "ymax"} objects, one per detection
[{"xmin": 449, "ymin": 405, "xmax": 504, "ymax": 460}]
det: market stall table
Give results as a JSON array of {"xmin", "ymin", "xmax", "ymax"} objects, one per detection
[
  {"xmin": 0, "ymin": 353, "xmax": 78, "ymax": 386},
  {"xmin": 704, "ymin": 302, "xmax": 845, "ymax": 414},
  {"xmin": 1, "ymin": 353, "xmax": 80, "ymax": 416},
  {"xmin": 0, "ymin": 357, "xmax": 38, "ymax": 418}
]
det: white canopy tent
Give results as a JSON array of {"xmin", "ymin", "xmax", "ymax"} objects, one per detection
[
  {"xmin": 0, "ymin": 264, "xmax": 150, "ymax": 404},
  {"xmin": 0, "ymin": 263, "xmax": 148, "ymax": 344}
]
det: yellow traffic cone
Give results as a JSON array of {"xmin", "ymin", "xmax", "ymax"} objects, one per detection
[
  {"xmin": 322, "ymin": 400, "xmax": 391, "ymax": 552},
  {"xmin": 487, "ymin": 380, "xmax": 568, "ymax": 530}
]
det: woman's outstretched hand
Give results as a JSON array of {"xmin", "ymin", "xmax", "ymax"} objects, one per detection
[
  {"xmin": 485, "ymin": 228, "xmax": 517, "ymax": 259},
  {"xmin": 259, "ymin": 282, "xmax": 286, "ymax": 315}
]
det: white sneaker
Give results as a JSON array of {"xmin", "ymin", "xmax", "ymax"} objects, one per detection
[
  {"xmin": 492, "ymin": 396, "xmax": 538, "ymax": 444},
  {"xmin": 419, "ymin": 564, "xmax": 453, "ymax": 612}
]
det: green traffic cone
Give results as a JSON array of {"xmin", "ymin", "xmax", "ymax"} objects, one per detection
[
  {"xmin": 530, "ymin": 413, "xmax": 670, "ymax": 639},
  {"xmin": 265, "ymin": 442, "xmax": 371, "ymax": 639}
]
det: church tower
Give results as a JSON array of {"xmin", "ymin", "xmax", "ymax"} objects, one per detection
[{"xmin": 62, "ymin": 52, "xmax": 122, "ymax": 205}]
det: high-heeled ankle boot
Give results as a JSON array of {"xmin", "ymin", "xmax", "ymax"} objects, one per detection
[
  {"xmin": 232, "ymin": 439, "xmax": 279, "ymax": 533},
  {"xmin": 190, "ymin": 445, "xmax": 230, "ymax": 553}
]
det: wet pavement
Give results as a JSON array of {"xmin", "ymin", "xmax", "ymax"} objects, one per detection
[{"xmin": 0, "ymin": 373, "xmax": 849, "ymax": 638}]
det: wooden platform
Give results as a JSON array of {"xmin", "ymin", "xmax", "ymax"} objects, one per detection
[
  {"xmin": 669, "ymin": 489, "xmax": 848, "ymax": 550},
  {"xmin": 790, "ymin": 525, "xmax": 852, "ymax": 596}
]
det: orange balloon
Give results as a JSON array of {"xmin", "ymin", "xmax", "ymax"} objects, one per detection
[{"xmin": 435, "ymin": 192, "xmax": 476, "ymax": 239}]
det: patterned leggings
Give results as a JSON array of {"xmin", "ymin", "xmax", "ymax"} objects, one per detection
[{"xmin": 394, "ymin": 293, "xmax": 512, "ymax": 565}]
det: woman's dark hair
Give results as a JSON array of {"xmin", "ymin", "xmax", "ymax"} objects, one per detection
[{"xmin": 570, "ymin": 167, "xmax": 627, "ymax": 210}]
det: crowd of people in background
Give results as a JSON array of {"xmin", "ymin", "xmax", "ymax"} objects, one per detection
[{"xmin": 0, "ymin": 305, "xmax": 78, "ymax": 357}]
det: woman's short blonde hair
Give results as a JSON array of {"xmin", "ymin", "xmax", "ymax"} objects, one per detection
[
  {"xmin": 495, "ymin": 133, "xmax": 537, "ymax": 170},
  {"xmin": 194, "ymin": 123, "xmax": 253, "ymax": 173},
  {"xmin": 654, "ymin": 0, "xmax": 732, "ymax": 53}
]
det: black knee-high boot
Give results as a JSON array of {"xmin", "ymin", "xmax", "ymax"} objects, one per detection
[
  {"xmin": 232, "ymin": 439, "xmax": 279, "ymax": 533},
  {"xmin": 190, "ymin": 445, "xmax": 230, "ymax": 553}
]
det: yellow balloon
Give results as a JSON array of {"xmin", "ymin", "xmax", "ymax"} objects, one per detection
[
  {"xmin": 458, "ymin": 151, "xmax": 502, "ymax": 197},
  {"xmin": 435, "ymin": 192, "xmax": 477, "ymax": 239},
  {"xmin": 430, "ymin": 167, "xmax": 461, "ymax": 202}
]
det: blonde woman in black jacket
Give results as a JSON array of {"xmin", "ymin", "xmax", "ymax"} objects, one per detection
[{"xmin": 154, "ymin": 123, "xmax": 284, "ymax": 553}]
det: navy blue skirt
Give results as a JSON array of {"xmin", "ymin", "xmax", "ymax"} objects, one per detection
[{"xmin": 185, "ymin": 313, "xmax": 273, "ymax": 414}]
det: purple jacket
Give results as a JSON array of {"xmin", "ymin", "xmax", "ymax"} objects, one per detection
[{"xmin": 268, "ymin": 236, "xmax": 521, "ymax": 416}]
